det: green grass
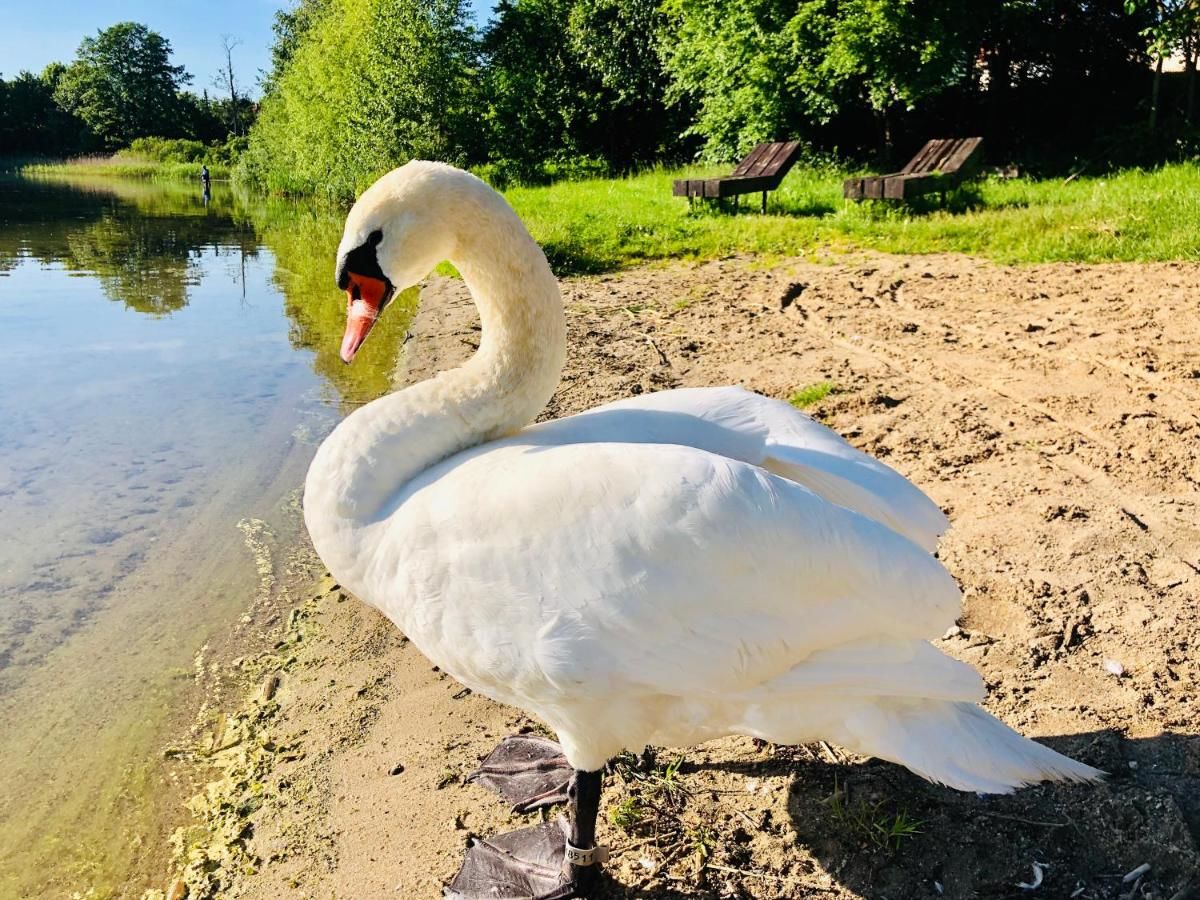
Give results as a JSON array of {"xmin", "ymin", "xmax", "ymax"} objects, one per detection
[
  {"xmin": 23, "ymin": 156, "xmax": 1200, "ymax": 273},
  {"xmin": 21, "ymin": 154, "xmax": 232, "ymax": 182},
  {"xmin": 827, "ymin": 779, "xmax": 924, "ymax": 853},
  {"xmin": 503, "ymin": 161, "xmax": 1200, "ymax": 274},
  {"xmin": 789, "ymin": 381, "xmax": 837, "ymax": 409},
  {"xmin": 608, "ymin": 796, "xmax": 645, "ymax": 831}
]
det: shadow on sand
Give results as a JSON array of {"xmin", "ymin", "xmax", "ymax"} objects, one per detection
[{"xmin": 592, "ymin": 729, "xmax": 1198, "ymax": 899}]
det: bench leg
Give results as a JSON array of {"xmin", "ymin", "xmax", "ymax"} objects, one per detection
[{"xmin": 761, "ymin": 191, "xmax": 766, "ymax": 214}]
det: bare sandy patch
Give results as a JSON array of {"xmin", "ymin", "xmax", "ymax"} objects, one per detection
[{"xmin": 162, "ymin": 252, "xmax": 1199, "ymax": 900}]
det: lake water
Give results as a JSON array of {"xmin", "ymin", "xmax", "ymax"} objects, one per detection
[{"xmin": 0, "ymin": 174, "xmax": 412, "ymax": 898}]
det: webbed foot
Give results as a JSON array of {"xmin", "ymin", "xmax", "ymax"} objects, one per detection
[
  {"xmin": 467, "ymin": 734, "xmax": 572, "ymax": 812},
  {"xmin": 444, "ymin": 819, "xmax": 590, "ymax": 900}
]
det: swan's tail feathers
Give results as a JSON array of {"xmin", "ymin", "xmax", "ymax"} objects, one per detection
[{"xmin": 843, "ymin": 700, "xmax": 1104, "ymax": 795}]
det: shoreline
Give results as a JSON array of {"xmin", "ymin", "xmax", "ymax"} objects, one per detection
[
  {"xmin": 158, "ymin": 254, "xmax": 1199, "ymax": 899},
  {"xmin": 18, "ymin": 158, "xmax": 234, "ymax": 183},
  {"xmin": 20, "ymin": 159, "xmax": 1200, "ymax": 278},
  {"xmin": 0, "ymin": 381, "xmax": 322, "ymax": 900}
]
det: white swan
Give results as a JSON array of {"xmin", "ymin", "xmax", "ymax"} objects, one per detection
[{"xmin": 304, "ymin": 161, "xmax": 1100, "ymax": 899}]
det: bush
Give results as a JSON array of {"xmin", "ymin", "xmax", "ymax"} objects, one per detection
[
  {"xmin": 122, "ymin": 137, "xmax": 208, "ymax": 163},
  {"xmin": 112, "ymin": 135, "xmax": 248, "ymax": 171},
  {"xmin": 214, "ymin": 136, "xmax": 249, "ymax": 165},
  {"xmin": 472, "ymin": 154, "xmax": 611, "ymax": 190}
]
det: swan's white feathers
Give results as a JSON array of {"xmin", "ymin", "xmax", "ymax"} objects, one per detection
[
  {"xmin": 369, "ymin": 438, "xmax": 963, "ymax": 768},
  {"xmin": 528, "ymin": 386, "xmax": 949, "ymax": 552},
  {"xmin": 306, "ymin": 161, "xmax": 1101, "ymax": 791},
  {"xmin": 739, "ymin": 639, "xmax": 985, "ymax": 703},
  {"xmin": 835, "ymin": 701, "xmax": 1102, "ymax": 793}
]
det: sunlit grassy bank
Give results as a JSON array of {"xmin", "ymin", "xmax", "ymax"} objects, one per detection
[
  {"xmin": 21, "ymin": 154, "xmax": 231, "ymax": 182},
  {"xmin": 506, "ymin": 162, "xmax": 1200, "ymax": 273},
  {"xmin": 26, "ymin": 158, "xmax": 1200, "ymax": 274}
]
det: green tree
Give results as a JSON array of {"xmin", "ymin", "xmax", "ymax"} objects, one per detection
[
  {"xmin": 177, "ymin": 90, "xmax": 227, "ymax": 145},
  {"xmin": 1126, "ymin": 0, "xmax": 1200, "ymax": 126},
  {"xmin": 53, "ymin": 22, "xmax": 191, "ymax": 148},
  {"xmin": 36, "ymin": 63, "xmax": 97, "ymax": 153},
  {"xmin": 263, "ymin": 0, "xmax": 331, "ymax": 95},
  {"xmin": 660, "ymin": 0, "xmax": 811, "ymax": 161},
  {"xmin": 802, "ymin": 0, "xmax": 975, "ymax": 149},
  {"xmin": 976, "ymin": 0, "xmax": 1152, "ymax": 164},
  {"xmin": 661, "ymin": 0, "xmax": 1152, "ymax": 164},
  {"xmin": 481, "ymin": 0, "xmax": 680, "ymax": 175},
  {"xmin": 0, "ymin": 65, "xmax": 97, "ymax": 155},
  {"xmin": 0, "ymin": 71, "xmax": 56, "ymax": 153},
  {"xmin": 241, "ymin": 0, "xmax": 478, "ymax": 200},
  {"xmin": 562, "ymin": 0, "xmax": 682, "ymax": 164},
  {"xmin": 480, "ymin": 0, "xmax": 588, "ymax": 174},
  {"xmin": 661, "ymin": 0, "xmax": 977, "ymax": 160}
]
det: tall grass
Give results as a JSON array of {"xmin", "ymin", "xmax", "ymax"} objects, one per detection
[
  {"xmin": 20, "ymin": 139, "xmax": 238, "ymax": 182},
  {"xmin": 22, "ymin": 155, "xmax": 232, "ymax": 182}
]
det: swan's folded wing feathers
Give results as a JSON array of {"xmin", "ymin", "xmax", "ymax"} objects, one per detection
[
  {"xmin": 551, "ymin": 386, "xmax": 949, "ymax": 552},
  {"xmin": 476, "ymin": 442, "xmax": 965, "ymax": 699}
]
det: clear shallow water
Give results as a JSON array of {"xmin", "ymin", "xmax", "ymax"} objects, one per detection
[{"xmin": 0, "ymin": 175, "xmax": 412, "ymax": 898}]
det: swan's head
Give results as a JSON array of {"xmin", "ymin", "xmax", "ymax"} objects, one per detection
[{"xmin": 334, "ymin": 161, "xmax": 475, "ymax": 363}]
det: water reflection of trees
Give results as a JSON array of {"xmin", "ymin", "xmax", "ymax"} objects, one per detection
[
  {"xmin": 64, "ymin": 216, "xmax": 205, "ymax": 314},
  {"xmin": 243, "ymin": 200, "xmax": 413, "ymax": 408},
  {"xmin": 4, "ymin": 174, "xmax": 412, "ymax": 409},
  {"xmin": 3, "ymin": 176, "xmax": 258, "ymax": 314}
]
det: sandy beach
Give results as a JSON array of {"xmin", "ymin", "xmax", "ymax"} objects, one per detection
[{"xmin": 158, "ymin": 251, "xmax": 1199, "ymax": 900}]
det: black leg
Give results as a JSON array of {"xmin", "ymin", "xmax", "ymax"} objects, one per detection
[{"xmin": 563, "ymin": 769, "xmax": 603, "ymax": 891}]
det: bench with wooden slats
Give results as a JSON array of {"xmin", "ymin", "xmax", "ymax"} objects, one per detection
[
  {"xmin": 844, "ymin": 137, "xmax": 984, "ymax": 201},
  {"xmin": 673, "ymin": 141, "xmax": 803, "ymax": 212}
]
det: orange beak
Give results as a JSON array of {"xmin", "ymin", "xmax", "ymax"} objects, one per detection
[{"xmin": 340, "ymin": 273, "xmax": 392, "ymax": 363}]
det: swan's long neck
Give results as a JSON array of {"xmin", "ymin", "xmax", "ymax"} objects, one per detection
[{"xmin": 303, "ymin": 199, "xmax": 565, "ymax": 570}]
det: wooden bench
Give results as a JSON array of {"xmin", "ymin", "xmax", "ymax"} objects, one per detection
[
  {"xmin": 843, "ymin": 137, "xmax": 983, "ymax": 201},
  {"xmin": 673, "ymin": 141, "xmax": 802, "ymax": 213}
]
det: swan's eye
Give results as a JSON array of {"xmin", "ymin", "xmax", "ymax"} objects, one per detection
[{"xmin": 368, "ymin": 229, "xmax": 383, "ymax": 247}]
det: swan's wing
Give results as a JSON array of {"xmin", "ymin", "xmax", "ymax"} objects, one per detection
[
  {"xmin": 527, "ymin": 386, "xmax": 948, "ymax": 552},
  {"xmin": 388, "ymin": 440, "xmax": 964, "ymax": 705}
]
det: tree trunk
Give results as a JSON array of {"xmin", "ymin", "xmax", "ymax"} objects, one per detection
[
  {"xmin": 987, "ymin": 46, "xmax": 1010, "ymax": 143},
  {"xmin": 1151, "ymin": 54, "xmax": 1163, "ymax": 131},
  {"xmin": 1186, "ymin": 46, "xmax": 1197, "ymax": 125},
  {"xmin": 228, "ymin": 72, "xmax": 241, "ymax": 136},
  {"xmin": 877, "ymin": 103, "xmax": 897, "ymax": 162},
  {"xmin": 218, "ymin": 36, "xmax": 242, "ymax": 137}
]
